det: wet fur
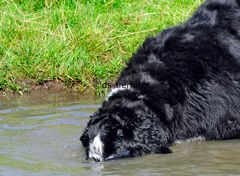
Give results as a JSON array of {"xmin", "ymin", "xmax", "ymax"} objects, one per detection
[{"xmin": 80, "ymin": 0, "xmax": 240, "ymax": 161}]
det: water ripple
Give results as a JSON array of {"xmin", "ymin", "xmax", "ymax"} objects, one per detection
[
  {"xmin": 57, "ymin": 104, "xmax": 100, "ymax": 111},
  {"xmin": 0, "ymin": 107, "xmax": 30, "ymax": 115}
]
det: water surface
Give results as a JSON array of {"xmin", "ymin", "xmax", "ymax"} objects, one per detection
[{"xmin": 0, "ymin": 90, "xmax": 240, "ymax": 176}]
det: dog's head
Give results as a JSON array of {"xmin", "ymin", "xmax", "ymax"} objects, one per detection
[{"xmin": 80, "ymin": 90, "xmax": 172, "ymax": 162}]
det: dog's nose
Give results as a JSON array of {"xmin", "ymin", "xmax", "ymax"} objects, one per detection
[
  {"xmin": 88, "ymin": 151, "xmax": 104, "ymax": 162},
  {"xmin": 88, "ymin": 155, "xmax": 103, "ymax": 162}
]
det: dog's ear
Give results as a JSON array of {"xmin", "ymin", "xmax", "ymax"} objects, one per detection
[{"xmin": 155, "ymin": 146, "xmax": 172, "ymax": 154}]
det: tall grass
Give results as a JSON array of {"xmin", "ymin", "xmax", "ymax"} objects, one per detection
[{"xmin": 0, "ymin": 0, "xmax": 203, "ymax": 95}]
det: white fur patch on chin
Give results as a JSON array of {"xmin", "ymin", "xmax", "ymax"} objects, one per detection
[
  {"xmin": 89, "ymin": 134, "xmax": 104, "ymax": 161},
  {"xmin": 106, "ymin": 85, "xmax": 132, "ymax": 100}
]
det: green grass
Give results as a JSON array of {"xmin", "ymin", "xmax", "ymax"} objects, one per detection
[{"xmin": 0, "ymin": 0, "xmax": 203, "ymax": 95}]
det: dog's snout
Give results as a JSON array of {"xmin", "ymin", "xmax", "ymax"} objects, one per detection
[{"xmin": 88, "ymin": 134, "xmax": 104, "ymax": 162}]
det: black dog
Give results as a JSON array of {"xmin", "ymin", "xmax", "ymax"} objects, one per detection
[{"xmin": 80, "ymin": 0, "xmax": 240, "ymax": 162}]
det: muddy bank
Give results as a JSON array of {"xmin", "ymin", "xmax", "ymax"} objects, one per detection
[
  {"xmin": 0, "ymin": 78, "xmax": 117, "ymax": 98},
  {"xmin": 0, "ymin": 89, "xmax": 102, "ymax": 109},
  {"xmin": 0, "ymin": 80, "xmax": 99, "ymax": 99}
]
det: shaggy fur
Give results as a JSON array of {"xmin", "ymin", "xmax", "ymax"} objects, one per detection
[{"xmin": 80, "ymin": 0, "xmax": 240, "ymax": 162}]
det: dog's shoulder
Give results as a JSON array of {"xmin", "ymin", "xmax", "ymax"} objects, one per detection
[{"xmin": 118, "ymin": 0, "xmax": 240, "ymax": 86}]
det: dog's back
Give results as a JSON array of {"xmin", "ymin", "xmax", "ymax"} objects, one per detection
[{"xmin": 116, "ymin": 0, "xmax": 240, "ymax": 141}]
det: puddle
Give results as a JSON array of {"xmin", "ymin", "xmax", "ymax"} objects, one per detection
[{"xmin": 0, "ymin": 90, "xmax": 239, "ymax": 175}]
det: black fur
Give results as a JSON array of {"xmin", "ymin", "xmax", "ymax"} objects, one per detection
[{"xmin": 80, "ymin": 0, "xmax": 240, "ymax": 161}]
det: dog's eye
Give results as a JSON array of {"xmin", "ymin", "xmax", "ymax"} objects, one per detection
[
  {"xmin": 117, "ymin": 129, "xmax": 124, "ymax": 137},
  {"xmin": 91, "ymin": 117, "xmax": 103, "ymax": 125}
]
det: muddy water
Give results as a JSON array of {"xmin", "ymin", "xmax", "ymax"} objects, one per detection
[{"xmin": 0, "ymin": 90, "xmax": 240, "ymax": 176}]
